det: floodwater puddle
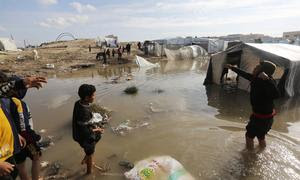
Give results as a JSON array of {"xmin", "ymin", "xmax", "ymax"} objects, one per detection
[{"xmin": 24, "ymin": 60, "xmax": 300, "ymax": 179}]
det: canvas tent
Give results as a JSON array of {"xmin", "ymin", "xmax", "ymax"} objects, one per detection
[
  {"xmin": 204, "ymin": 43, "xmax": 300, "ymax": 97},
  {"xmin": 0, "ymin": 38, "xmax": 17, "ymax": 51},
  {"xmin": 96, "ymin": 35, "xmax": 118, "ymax": 48},
  {"xmin": 164, "ymin": 45, "xmax": 208, "ymax": 60}
]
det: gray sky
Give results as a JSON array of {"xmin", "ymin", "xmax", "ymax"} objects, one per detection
[{"xmin": 0, "ymin": 0, "xmax": 299, "ymax": 46}]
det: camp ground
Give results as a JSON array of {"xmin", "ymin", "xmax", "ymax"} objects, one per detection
[{"xmin": 204, "ymin": 43, "xmax": 300, "ymax": 97}]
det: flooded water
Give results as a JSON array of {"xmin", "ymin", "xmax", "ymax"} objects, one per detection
[{"xmin": 24, "ymin": 59, "xmax": 300, "ymax": 180}]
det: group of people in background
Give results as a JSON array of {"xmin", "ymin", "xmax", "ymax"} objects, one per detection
[{"xmin": 95, "ymin": 43, "xmax": 132, "ymax": 64}]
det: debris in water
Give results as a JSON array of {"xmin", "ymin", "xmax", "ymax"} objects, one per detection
[
  {"xmin": 39, "ymin": 129, "xmax": 47, "ymax": 133},
  {"xmin": 94, "ymin": 162, "xmax": 111, "ymax": 172},
  {"xmin": 124, "ymin": 86, "xmax": 138, "ymax": 94},
  {"xmin": 153, "ymin": 89, "xmax": 164, "ymax": 93},
  {"xmin": 41, "ymin": 161, "xmax": 49, "ymax": 168},
  {"xmin": 37, "ymin": 136, "xmax": 54, "ymax": 149},
  {"xmin": 112, "ymin": 120, "xmax": 133, "ymax": 136},
  {"xmin": 46, "ymin": 162, "xmax": 62, "ymax": 176},
  {"xmin": 124, "ymin": 156, "xmax": 195, "ymax": 180},
  {"xmin": 112, "ymin": 120, "xmax": 150, "ymax": 136},
  {"xmin": 149, "ymin": 102, "xmax": 165, "ymax": 113},
  {"xmin": 119, "ymin": 160, "xmax": 134, "ymax": 169}
]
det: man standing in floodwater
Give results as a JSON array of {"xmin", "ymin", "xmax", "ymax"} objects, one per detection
[{"xmin": 226, "ymin": 61, "xmax": 279, "ymax": 150}]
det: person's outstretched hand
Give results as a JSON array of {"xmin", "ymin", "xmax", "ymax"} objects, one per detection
[
  {"xmin": 23, "ymin": 76, "xmax": 47, "ymax": 89},
  {"xmin": 0, "ymin": 162, "xmax": 14, "ymax": 176}
]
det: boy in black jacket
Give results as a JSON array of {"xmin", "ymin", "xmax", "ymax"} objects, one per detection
[
  {"xmin": 226, "ymin": 61, "xmax": 279, "ymax": 149},
  {"xmin": 72, "ymin": 84, "xmax": 104, "ymax": 174}
]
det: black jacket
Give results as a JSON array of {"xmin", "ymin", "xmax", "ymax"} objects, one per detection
[
  {"xmin": 72, "ymin": 101, "xmax": 94, "ymax": 143},
  {"xmin": 232, "ymin": 67, "xmax": 279, "ymax": 114}
]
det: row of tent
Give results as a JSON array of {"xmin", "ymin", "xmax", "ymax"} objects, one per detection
[{"xmin": 143, "ymin": 37, "xmax": 239, "ymax": 57}]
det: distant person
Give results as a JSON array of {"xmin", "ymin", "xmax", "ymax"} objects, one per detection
[
  {"xmin": 126, "ymin": 43, "xmax": 131, "ymax": 55},
  {"xmin": 106, "ymin": 49, "xmax": 111, "ymax": 59},
  {"xmin": 112, "ymin": 49, "xmax": 115, "ymax": 58},
  {"xmin": 117, "ymin": 47, "xmax": 122, "ymax": 62},
  {"xmin": 103, "ymin": 50, "xmax": 107, "ymax": 64},
  {"xmin": 72, "ymin": 84, "xmax": 104, "ymax": 175},
  {"xmin": 122, "ymin": 46, "xmax": 125, "ymax": 53},
  {"xmin": 226, "ymin": 61, "xmax": 279, "ymax": 150},
  {"xmin": 10, "ymin": 76, "xmax": 42, "ymax": 180},
  {"xmin": 88, "ymin": 45, "xmax": 91, "ymax": 52},
  {"xmin": 144, "ymin": 45, "xmax": 148, "ymax": 55},
  {"xmin": 137, "ymin": 42, "xmax": 141, "ymax": 50}
]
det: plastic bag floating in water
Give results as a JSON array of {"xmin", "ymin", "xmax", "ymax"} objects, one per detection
[{"xmin": 125, "ymin": 156, "xmax": 194, "ymax": 180}]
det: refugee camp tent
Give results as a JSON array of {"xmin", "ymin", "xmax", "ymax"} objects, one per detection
[
  {"xmin": 165, "ymin": 45, "xmax": 208, "ymax": 60},
  {"xmin": 0, "ymin": 38, "xmax": 17, "ymax": 51},
  {"xmin": 96, "ymin": 35, "xmax": 118, "ymax": 48},
  {"xmin": 204, "ymin": 43, "xmax": 300, "ymax": 97},
  {"xmin": 192, "ymin": 38, "xmax": 228, "ymax": 54}
]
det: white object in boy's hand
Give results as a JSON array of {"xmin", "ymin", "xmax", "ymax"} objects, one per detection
[{"xmin": 90, "ymin": 113, "xmax": 103, "ymax": 124}]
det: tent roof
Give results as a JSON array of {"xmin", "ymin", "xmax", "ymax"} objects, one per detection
[{"xmin": 246, "ymin": 43, "xmax": 300, "ymax": 61}]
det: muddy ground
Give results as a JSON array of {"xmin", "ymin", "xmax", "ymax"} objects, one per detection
[{"xmin": 0, "ymin": 39, "xmax": 162, "ymax": 77}]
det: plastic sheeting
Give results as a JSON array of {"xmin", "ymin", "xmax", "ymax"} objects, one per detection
[
  {"xmin": 165, "ymin": 45, "xmax": 208, "ymax": 61},
  {"xmin": 206, "ymin": 43, "xmax": 300, "ymax": 97},
  {"xmin": 0, "ymin": 38, "xmax": 17, "ymax": 51},
  {"xmin": 135, "ymin": 55, "xmax": 160, "ymax": 68},
  {"xmin": 124, "ymin": 156, "xmax": 194, "ymax": 180}
]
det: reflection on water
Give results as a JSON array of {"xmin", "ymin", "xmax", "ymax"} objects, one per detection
[{"xmin": 24, "ymin": 59, "xmax": 300, "ymax": 179}]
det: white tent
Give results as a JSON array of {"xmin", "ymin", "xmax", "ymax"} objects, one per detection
[
  {"xmin": 96, "ymin": 35, "xmax": 118, "ymax": 48},
  {"xmin": 204, "ymin": 43, "xmax": 300, "ymax": 97},
  {"xmin": 165, "ymin": 45, "xmax": 208, "ymax": 61},
  {"xmin": 0, "ymin": 38, "xmax": 17, "ymax": 51}
]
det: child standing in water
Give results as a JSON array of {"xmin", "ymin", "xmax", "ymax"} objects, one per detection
[
  {"xmin": 72, "ymin": 84, "xmax": 104, "ymax": 174},
  {"xmin": 226, "ymin": 61, "xmax": 279, "ymax": 149}
]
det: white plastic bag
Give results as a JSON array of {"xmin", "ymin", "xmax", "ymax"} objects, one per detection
[{"xmin": 124, "ymin": 156, "xmax": 194, "ymax": 180}]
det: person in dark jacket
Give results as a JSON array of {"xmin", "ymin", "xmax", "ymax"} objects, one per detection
[
  {"xmin": 226, "ymin": 60, "xmax": 279, "ymax": 149},
  {"xmin": 72, "ymin": 84, "xmax": 104, "ymax": 174},
  {"xmin": 112, "ymin": 49, "xmax": 115, "ymax": 58}
]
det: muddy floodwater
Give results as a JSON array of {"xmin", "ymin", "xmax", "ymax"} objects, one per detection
[{"xmin": 24, "ymin": 60, "xmax": 300, "ymax": 180}]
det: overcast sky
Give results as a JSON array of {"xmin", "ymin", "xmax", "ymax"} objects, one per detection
[{"xmin": 0, "ymin": 0, "xmax": 299, "ymax": 46}]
